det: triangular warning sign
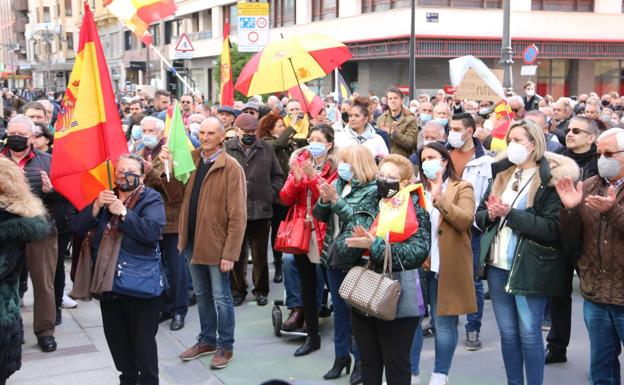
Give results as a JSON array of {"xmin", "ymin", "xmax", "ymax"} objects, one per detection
[{"xmin": 175, "ymin": 33, "xmax": 194, "ymax": 52}]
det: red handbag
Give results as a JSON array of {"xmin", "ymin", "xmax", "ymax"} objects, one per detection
[{"xmin": 274, "ymin": 205, "xmax": 311, "ymax": 254}]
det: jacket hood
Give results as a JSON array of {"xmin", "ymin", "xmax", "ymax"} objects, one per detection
[
  {"xmin": 493, "ymin": 150, "xmax": 580, "ymax": 187},
  {"xmin": 344, "ymin": 123, "xmax": 377, "ymax": 140}
]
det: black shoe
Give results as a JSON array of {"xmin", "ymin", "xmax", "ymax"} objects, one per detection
[
  {"xmin": 233, "ymin": 296, "xmax": 245, "ymax": 307},
  {"xmin": 484, "ymin": 290, "xmax": 491, "ymax": 300},
  {"xmin": 545, "ymin": 347, "xmax": 567, "ymax": 364},
  {"xmin": 188, "ymin": 292, "xmax": 197, "ymax": 307},
  {"xmin": 350, "ymin": 361, "xmax": 362, "ymax": 385},
  {"xmin": 256, "ymin": 294, "xmax": 268, "ymax": 306},
  {"xmin": 323, "ymin": 356, "xmax": 352, "ymax": 379},
  {"xmin": 159, "ymin": 312, "xmax": 173, "ymax": 323},
  {"xmin": 38, "ymin": 336, "xmax": 57, "ymax": 352},
  {"xmin": 170, "ymin": 314, "xmax": 185, "ymax": 331},
  {"xmin": 55, "ymin": 308, "xmax": 62, "ymax": 326},
  {"xmin": 273, "ymin": 269, "xmax": 283, "ymax": 283},
  {"xmin": 318, "ymin": 304, "xmax": 332, "ymax": 318},
  {"xmin": 294, "ymin": 334, "xmax": 321, "ymax": 357}
]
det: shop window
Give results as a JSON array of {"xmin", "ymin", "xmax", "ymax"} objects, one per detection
[
  {"xmin": 416, "ymin": 0, "xmax": 501, "ymax": 7},
  {"xmin": 312, "ymin": 0, "xmax": 338, "ymax": 21},
  {"xmin": 595, "ymin": 60, "xmax": 624, "ymax": 96},
  {"xmin": 531, "ymin": 0, "xmax": 594, "ymax": 12},
  {"xmin": 537, "ymin": 59, "xmax": 571, "ymax": 99},
  {"xmin": 269, "ymin": 0, "xmax": 295, "ymax": 27}
]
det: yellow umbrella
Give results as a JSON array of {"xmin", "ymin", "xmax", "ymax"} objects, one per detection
[{"xmin": 234, "ymin": 33, "xmax": 352, "ymax": 96}]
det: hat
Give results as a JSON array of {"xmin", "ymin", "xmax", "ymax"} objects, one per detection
[
  {"xmin": 217, "ymin": 105, "xmax": 237, "ymax": 116},
  {"xmin": 235, "ymin": 113, "xmax": 258, "ymax": 132},
  {"xmin": 242, "ymin": 101, "xmax": 259, "ymax": 112}
]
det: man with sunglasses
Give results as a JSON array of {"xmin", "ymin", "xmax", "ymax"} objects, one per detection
[
  {"xmin": 544, "ymin": 116, "xmax": 599, "ymax": 365},
  {"xmin": 508, "ymin": 96, "xmax": 525, "ymax": 122},
  {"xmin": 180, "ymin": 94, "xmax": 194, "ymax": 125},
  {"xmin": 556, "ymin": 127, "xmax": 624, "ymax": 384}
]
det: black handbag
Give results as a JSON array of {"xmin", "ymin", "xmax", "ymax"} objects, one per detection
[{"xmin": 112, "ymin": 248, "xmax": 166, "ymax": 299}]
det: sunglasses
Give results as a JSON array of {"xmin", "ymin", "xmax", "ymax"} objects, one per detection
[
  {"xmin": 512, "ymin": 169, "xmax": 523, "ymax": 192},
  {"xmin": 181, "ymin": 101, "xmax": 192, "ymax": 104},
  {"xmin": 511, "ymin": 108, "xmax": 521, "ymax": 113},
  {"xmin": 568, "ymin": 127, "xmax": 590, "ymax": 135},
  {"xmin": 594, "ymin": 150, "xmax": 624, "ymax": 159}
]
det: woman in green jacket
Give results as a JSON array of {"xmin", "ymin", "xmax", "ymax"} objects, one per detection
[{"xmin": 475, "ymin": 119, "xmax": 579, "ymax": 385}]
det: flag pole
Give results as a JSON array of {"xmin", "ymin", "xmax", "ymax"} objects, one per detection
[
  {"xmin": 106, "ymin": 159, "xmax": 113, "ymax": 190},
  {"xmin": 149, "ymin": 44, "xmax": 196, "ymax": 94},
  {"xmin": 287, "ymin": 57, "xmax": 310, "ymax": 114},
  {"xmin": 163, "ymin": 101, "xmax": 174, "ymax": 183},
  {"xmin": 334, "ymin": 68, "xmax": 339, "ymax": 123}
]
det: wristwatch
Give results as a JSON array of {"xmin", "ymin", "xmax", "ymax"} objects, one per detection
[{"xmin": 120, "ymin": 207, "xmax": 127, "ymax": 220}]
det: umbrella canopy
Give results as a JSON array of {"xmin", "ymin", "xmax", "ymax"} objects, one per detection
[{"xmin": 234, "ymin": 33, "xmax": 352, "ymax": 96}]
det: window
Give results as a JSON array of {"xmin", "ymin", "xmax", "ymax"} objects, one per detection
[
  {"xmin": 164, "ymin": 19, "xmax": 181, "ymax": 44},
  {"xmin": 415, "ymin": 0, "xmax": 500, "ymax": 7},
  {"xmin": 537, "ymin": 60, "xmax": 571, "ymax": 99},
  {"xmin": 312, "ymin": 0, "xmax": 338, "ymax": 21},
  {"xmin": 111, "ymin": 31, "xmax": 120, "ymax": 56},
  {"xmin": 43, "ymin": 6, "xmax": 51, "ymax": 22},
  {"xmin": 66, "ymin": 32, "xmax": 73, "ymax": 51},
  {"xmin": 124, "ymin": 30, "xmax": 133, "ymax": 50},
  {"xmin": 192, "ymin": 12, "xmax": 200, "ymax": 32},
  {"xmin": 223, "ymin": 5, "xmax": 238, "ymax": 28},
  {"xmin": 65, "ymin": 0, "xmax": 72, "ymax": 16},
  {"xmin": 595, "ymin": 61, "xmax": 624, "ymax": 96},
  {"xmin": 531, "ymin": 0, "xmax": 593, "ymax": 12},
  {"xmin": 269, "ymin": 0, "xmax": 295, "ymax": 27},
  {"xmin": 363, "ymin": 0, "xmax": 409, "ymax": 12},
  {"xmin": 150, "ymin": 24, "xmax": 160, "ymax": 46}
]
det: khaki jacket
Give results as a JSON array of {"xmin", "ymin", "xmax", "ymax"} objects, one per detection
[
  {"xmin": 177, "ymin": 149, "xmax": 247, "ymax": 265},
  {"xmin": 376, "ymin": 107, "xmax": 418, "ymax": 157},
  {"xmin": 433, "ymin": 180, "xmax": 477, "ymax": 316}
]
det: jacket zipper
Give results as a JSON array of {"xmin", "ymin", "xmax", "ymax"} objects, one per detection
[{"xmin": 506, "ymin": 237, "xmax": 524, "ymax": 293}]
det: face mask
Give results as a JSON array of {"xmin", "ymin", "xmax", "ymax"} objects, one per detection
[
  {"xmin": 376, "ymin": 178, "xmax": 401, "ymax": 199},
  {"xmin": 421, "ymin": 159, "xmax": 443, "ymax": 180},
  {"xmin": 307, "ymin": 142, "xmax": 327, "ymax": 158},
  {"xmin": 479, "ymin": 107, "xmax": 490, "ymax": 116},
  {"xmin": 337, "ymin": 162, "xmax": 353, "ymax": 181},
  {"xmin": 483, "ymin": 119, "xmax": 494, "ymax": 131},
  {"xmin": 526, "ymin": 89, "xmax": 535, "ymax": 97},
  {"xmin": 598, "ymin": 155, "xmax": 621, "ymax": 179},
  {"xmin": 602, "ymin": 100, "xmax": 611, "ymax": 107},
  {"xmin": 189, "ymin": 122, "xmax": 201, "ymax": 137},
  {"xmin": 142, "ymin": 134, "xmax": 159, "ymax": 149},
  {"xmin": 241, "ymin": 134, "xmax": 257, "ymax": 146},
  {"xmin": 448, "ymin": 130, "xmax": 466, "ymax": 149},
  {"xmin": 131, "ymin": 125, "xmax": 142, "ymax": 141},
  {"xmin": 341, "ymin": 111, "xmax": 349, "ymax": 123},
  {"xmin": 435, "ymin": 118, "xmax": 448, "ymax": 126},
  {"xmin": 117, "ymin": 171, "xmax": 141, "ymax": 192},
  {"xmin": 409, "ymin": 107, "xmax": 418, "ymax": 114},
  {"xmin": 601, "ymin": 114, "xmax": 612, "ymax": 124},
  {"xmin": 6, "ymin": 135, "xmax": 29, "ymax": 152},
  {"xmin": 420, "ymin": 114, "xmax": 432, "ymax": 123},
  {"xmin": 507, "ymin": 141, "xmax": 530, "ymax": 165}
]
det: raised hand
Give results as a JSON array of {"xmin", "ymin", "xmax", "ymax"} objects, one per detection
[
  {"xmin": 555, "ymin": 177, "xmax": 583, "ymax": 209},
  {"xmin": 585, "ymin": 186, "xmax": 616, "ymax": 213},
  {"xmin": 40, "ymin": 170, "xmax": 53, "ymax": 193}
]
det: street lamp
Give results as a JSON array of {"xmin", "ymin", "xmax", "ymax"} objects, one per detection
[
  {"xmin": 408, "ymin": 0, "xmax": 416, "ymax": 101},
  {"xmin": 499, "ymin": 0, "xmax": 513, "ymax": 92}
]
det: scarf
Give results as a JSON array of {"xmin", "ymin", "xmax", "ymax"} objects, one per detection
[{"xmin": 369, "ymin": 184, "xmax": 426, "ymax": 243}]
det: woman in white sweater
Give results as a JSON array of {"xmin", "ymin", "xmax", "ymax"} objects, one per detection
[{"xmin": 335, "ymin": 96, "xmax": 389, "ymax": 158}]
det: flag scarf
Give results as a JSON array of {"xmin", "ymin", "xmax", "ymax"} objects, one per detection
[
  {"xmin": 104, "ymin": 0, "xmax": 177, "ymax": 46},
  {"xmin": 220, "ymin": 18, "xmax": 234, "ymax": 107},
  {"xmin": 369, "ymin": 184, "xmax": 427, "ymax": 243},
  {"xmin": 490, "ymin": 100, "xmax": 515, "ymax": 153},
  {"xmin": 288, "ymin": 83, "xmax": 324, "ymax": 118},
  {"xmin": 335, "ymin": 70, "xmax": 351, "ymax": 104},
  {"xmin": 50, "ymin": 3, "xmax": 128, "ymax": 210},
  {"xmin": 166, "ymin": 101, "xmax": 196, "ymax": 184}
]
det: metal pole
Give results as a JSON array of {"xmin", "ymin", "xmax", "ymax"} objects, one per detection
[
  {"xmin": 499, "ymin": 0, "xmax": 513, "ymax": 92},
  {"xmin": 408, "ymin": 0, "xmax": 416, "ymax": 101},
  {"xmin": 146, "ymin": 42, "xmax": 150, "ymax": 85}
]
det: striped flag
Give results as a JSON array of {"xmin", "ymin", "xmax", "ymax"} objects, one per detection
[
  {"xmin": 104, "ymin": 0, "xmax": 177, "ymax": 46},
  {"xmin": 50, "ymin": 2, "xmax": 128, "ymax": 210},
  {"xmin": 335, "ymin": 70, "xmax": 351, "ymax": 104},
  {"xmin": 288, "ymin": 83, "xmax": 324, "ymax": 118},
  {"xmin": 220, "ymin": 18, "xmax": 234, "ymax": 107},
  {"xmin": 490, "ymin": 100, "xmax": 515, "ymax": 153}
]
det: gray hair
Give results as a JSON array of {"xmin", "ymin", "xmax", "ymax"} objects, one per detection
[
  {"xmin": 188, "ymin": 113, "xmax": 205, "ymax": 123},
  {"xmin": 423, "ymin": 121, "xmax": 445, "ymax": 137},
  {"xmin": 8, "ymin": 114, "xmax": 36, "ymax": 133},
  {"xmin": 203, "ymin": 116, "xmax": 225, "ymax": 133},
  {"xmin": 598, "ymin": 127, "xmax": 624, "ymax": 151},
  {"xmin": 140, "ymin": 116, "xmax": 165, "ymax": 132},
  {"xmin": 508, "ymin": 95, "xmax": 524, "ymax": 106}
]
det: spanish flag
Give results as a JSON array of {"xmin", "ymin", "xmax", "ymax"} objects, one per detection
[
  {"xmin": 220, "ymin": 18, "xmax": 234, "ymax": 107},
  {"xmin": 104, "ymin": 0, "xmax": 177, "ymax": 46},
  {"xmin": 288, "ymin": 83, "xmax": 324, "ymax": 118},
  {"xmin": 490, "ymin": 100, "xmax": 515, "ymax": 153},
  {"xmin": 50, "ymin": 3, "xmax": 128, "ymax": 210}
]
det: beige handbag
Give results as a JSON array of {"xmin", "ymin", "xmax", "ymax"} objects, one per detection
[{"xmin": 339, "ymin": 239, "xmax": 401, "ymax": 321}]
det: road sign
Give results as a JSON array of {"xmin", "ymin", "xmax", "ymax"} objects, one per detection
[
  {"xmin": 522, "ymin": 44, "xmax": 539, "ymax": 65},
  {"xmin": 426, "ymin": 13, "xmax": 439, "ymax": 23},
  {"xmin": 174, "ymin": 33, "xmax": 194, "ymax": 60},
  {"xmin": 521, "ymin": 65, "xmax": 538, "ymax": 76},
  {"xmin": 237, "ymin": 2, "xmax": 270, "ymax": 52}
]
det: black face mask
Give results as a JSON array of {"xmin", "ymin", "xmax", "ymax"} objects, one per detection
[
  {"xmin": 376, "ymin": 178, "xmax": 401, "ymax": 199},
  {"xmin": 241, "ymin": 134, "xmax": 257, "ymax": 146},
  {"xmin": 117, "ymin": 172, "xmax": 141, "ymax": 192},
  {"xmin": 6, "ymin": 135, "xmax": 29, "ymax": 152},
  {"xmin": 602, "ymin": 100, "xmax": 611, "ymax": 107},
  {"xmin": 341, "ymin": 111, "xmax": 349, "ymax": 123}
]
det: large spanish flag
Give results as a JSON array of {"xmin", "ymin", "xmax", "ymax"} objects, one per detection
[
  {"xmin": 220, "ymin": 18, "xmax": 234, "ymax": 107},
  {"xmin": 50, "ymin": 3, "xmax": 128, "ymax": 210},
  {"xmin": 104, "ymin": 0, "xmax": 177, "ymax": 46}
]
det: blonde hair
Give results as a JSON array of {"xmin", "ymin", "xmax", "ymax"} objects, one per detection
[
  {"xmin": 379, "ymin": 154, "xmax": 414, "ymax": 181},
  {"xmin": 0, "ymin": 157, "xmax": 47, "ymax": 218},
  {"xmin": 506, "ymin": 119, "xmax": 546, "ymax": 162},
  {"xmin": 339, "ymin": 145, "xmax": 378, "ymax": 184}
]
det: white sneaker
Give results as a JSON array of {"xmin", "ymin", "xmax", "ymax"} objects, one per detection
[
  {"xmin": 428, "ymin": 373, "xmax": 448, "ymax": 385},
  {"xmin": 411, "ymin": 374, "xmax": 421, "ymax": 385},
  {"xmin": 62, "ymin": 293, "xmax": 78, "ymax": 308}
]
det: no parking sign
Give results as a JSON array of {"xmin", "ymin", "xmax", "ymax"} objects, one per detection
[
  {"xmin": 522, "ymin": 44, "xmax": 539, "ymax": 65},
  {"xmin": 237, "ymin": 2, "xmax": 270, "ymax": 52}
]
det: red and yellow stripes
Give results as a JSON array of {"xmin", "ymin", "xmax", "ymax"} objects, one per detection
[{"xmin": 104, "ymin": 0, "xmax": 177, "ymax": 46}]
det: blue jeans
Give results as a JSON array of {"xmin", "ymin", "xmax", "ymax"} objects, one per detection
[
  {"xmin": 327, "ymin": 267, "xmax": 360, "ymax": 360},
  {"xmin": 186, "ymin": 245, "xmax": 235, "ymax": 351},
  {"xmin": 410, "ymin": 273, "xmax": 458, "ymax": 376},
  {"xmin": 283, "ymin": 253, "xmax": 324, "ymax": 309},
  {"xmin": 466, "ymin": 230, "xmax": 484, "ymax": 333},
  {"xmin": 488, "ymin": 265, "xmax": 547, "ymax": 385},
  {"xmin": 583, "ymin": 299, "xmax": 624, "ymax": 385}
]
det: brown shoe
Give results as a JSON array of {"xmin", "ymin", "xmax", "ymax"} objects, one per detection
[
  {"xmin": 282, "ymin": 307, "xmax": 304, "ymax": 331},
  {"xmin": 179, "ymin": 342, "xmax": 217, "ymax": 361},
  {"xmin": 210, "ymin": 348, "xmax": 233, "ymax": 369}
]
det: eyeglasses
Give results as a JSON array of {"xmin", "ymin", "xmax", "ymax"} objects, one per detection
[
  {"xmin": 243, "ymin": 110, "xmax": 258, "ymax": 115},
  {"xmin": 511, "ymin": 108, "xmax": 521, "ymax": 113},
  {"xmin": 307, "ymin": 138, "xmax": 327, "ymax": 144},
  {"xmin": 568, "ymin": 127, "xmax": 590, "ymax": 135},
  {"xmin": 512, "ymin": 169, "xmax": 523, "ymax": 192},
  {"xmin": 181, "ymin": 101, "xmax": 192, "ymax": 104},
  {"xmin": 594, "ymin": 150, "xmax": 624, "ymax": 159}
]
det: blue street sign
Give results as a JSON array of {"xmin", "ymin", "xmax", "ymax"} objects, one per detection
[{"xmin": 523, "ymin": 44, "xmax": 539, "ymax": 65}]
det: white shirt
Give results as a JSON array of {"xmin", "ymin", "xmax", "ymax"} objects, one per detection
[{"xmin": 425, "ymin": 180, "xmax": 448, "ymax": 274}]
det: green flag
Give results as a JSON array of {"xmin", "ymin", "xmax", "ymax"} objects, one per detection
[{"xmin": 167, "ymin": 101, "xmax": 196, "ymax": 184}]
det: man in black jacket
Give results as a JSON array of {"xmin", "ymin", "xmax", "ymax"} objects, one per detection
[
  {"xmin": 225, "ymin": 113, "xmax": 284, "ymax": 306},
  {"xmin": 545, "ymin": 116, "xmax": 599, "ymax": 364}
]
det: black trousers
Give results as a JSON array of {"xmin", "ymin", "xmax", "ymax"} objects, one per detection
[
  {"xmin": 294, "ymin": 253, "xmax": 319, "ymax": 335},
  {"xmin": 231, "ymin": 219, "xmax": 271, "ymax": 297},
  {"xmin": 100, "ymin": 296, "xmax": 160, "ymax": 385},
  {"xmin": 159, "ymin": 234, "xmax": 189, "ymax": 317},
  {"xmin": 54, "ymin": 231, "xmax": 72, "ymax": 308},
  {"xmin": 351, "ymin": 310, "xmax": 419, "ymax": 385},
  {"xmin": 546, "ymin": 261, "xmax": 575, "ymax": 353}
]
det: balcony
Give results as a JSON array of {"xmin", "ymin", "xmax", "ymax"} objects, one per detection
[{"xmin": 172, "ymin": 31, "xmax": 212, "ymax": 43}]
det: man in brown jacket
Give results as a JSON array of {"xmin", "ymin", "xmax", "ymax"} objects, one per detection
[
  {"xmin": 556, "ymin": 127, "xmax": 624, "ymax": 384},
  {"xmin": 164, "ymin": 117, "xmax": 247, "ymax": 370},
  {"xmin": 376, "ymin": 86, "xmax": 418, "ymax": 158}
]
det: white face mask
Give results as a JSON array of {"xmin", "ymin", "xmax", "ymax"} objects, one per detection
[
  {"xmin": 448, "ymin": 130, "xmax": 466, "ymax": 149},
  {"xmin": 409, "ymin": 106, "xmax": 418, "ymax": 114},
  {"xmin": 483, "ymin": 119, "xmax": 494, "ymax": 131},
  {"xmin": 526, "ymin": 89, "xmax": 535, "ymax": 97},
  {"xmin": 507, "ymin": 141, "xmax": 530, "ymax": 165}
]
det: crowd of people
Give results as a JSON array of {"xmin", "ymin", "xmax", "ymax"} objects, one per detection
[{"xmin": 0, "ymin": 81, "xmax": 623, "ymax": 385}]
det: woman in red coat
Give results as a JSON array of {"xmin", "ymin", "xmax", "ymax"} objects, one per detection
[{"xmin": 279, "ymin": 124, "xmax": 338, "ymax": 357}]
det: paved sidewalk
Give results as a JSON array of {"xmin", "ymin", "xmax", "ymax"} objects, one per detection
[{"xmin": 7, "ymin": 261, "xmax": 616, "ymax": 385}]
